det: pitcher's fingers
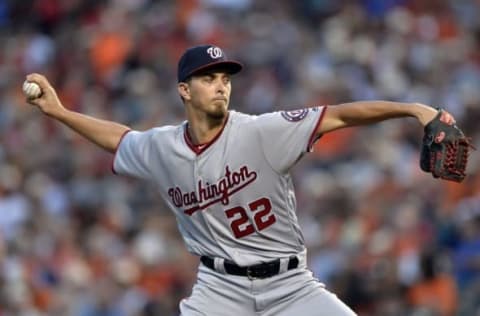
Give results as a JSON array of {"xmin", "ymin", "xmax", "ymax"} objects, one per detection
[
  {"xmin": 26, "ymin": 73, "xmax": 51, "ymax": 91},
  {"xmin": 26, "ymin": 97, "xmax": 40, "ymax": 106},
  {"xmin": 440, "ymin": 111, "xmax": 455, "ymax": 125}
]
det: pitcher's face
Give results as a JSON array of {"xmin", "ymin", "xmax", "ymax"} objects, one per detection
[{"xmin": 181, "ymin": 71, "xmax": 232, "ymax": 120}]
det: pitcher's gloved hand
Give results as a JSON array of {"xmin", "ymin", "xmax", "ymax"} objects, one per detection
[{"xmin": 420, "ymin": 109, "xmax": 474, "ymax": 182}]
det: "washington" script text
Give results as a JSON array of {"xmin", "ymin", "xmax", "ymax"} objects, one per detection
[{"xmin": 168, "ymin": 165, "xmax": 257, "ymax": 215}]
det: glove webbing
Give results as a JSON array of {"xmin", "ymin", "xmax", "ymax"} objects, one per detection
[{"xmin": 430, "ymin": 138, "xmax": 473, "ymax": 180}]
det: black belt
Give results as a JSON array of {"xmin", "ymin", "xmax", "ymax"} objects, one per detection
[{"xmin": 200, "ymin": 256, "xmax": 299, "ymax": 279}]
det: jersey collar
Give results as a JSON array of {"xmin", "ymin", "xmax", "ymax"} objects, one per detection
[{"xmin": 184, "ymin": 112, "xmax": 230, "ymax": 155}]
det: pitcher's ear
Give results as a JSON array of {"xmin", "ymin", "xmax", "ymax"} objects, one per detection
[{"xmin": 177, "ymin": 82, "xmax": 190, "ymax": 100}]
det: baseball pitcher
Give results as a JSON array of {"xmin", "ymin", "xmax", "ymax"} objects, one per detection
[{"xmin": 24, "ymin": 45, "xmax": 472, "ymax": 315}]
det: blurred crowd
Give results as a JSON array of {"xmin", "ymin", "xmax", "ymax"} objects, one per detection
[{"xmin": 1, "ymin": 0, "xmax": 480, "ymax": 315}]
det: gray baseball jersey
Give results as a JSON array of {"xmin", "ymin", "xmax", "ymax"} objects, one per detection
[{"xmin": 113, "ymin": 107, "xmax": 326, "ymax": 266}]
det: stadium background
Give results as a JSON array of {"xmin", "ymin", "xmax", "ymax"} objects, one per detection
[{"xmin": 0, "ymin": 0, "xmax": 480, "ymax": 315}]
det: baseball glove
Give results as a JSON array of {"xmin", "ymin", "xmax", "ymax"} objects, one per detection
[{"xmin": 420, "ymin": 109, "xmax": 474, "ymax": 182}]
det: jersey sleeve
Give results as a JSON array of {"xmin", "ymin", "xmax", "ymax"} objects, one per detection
[
  {"xmin": 112, "ymin": 129, "xmax": 155, "ymax": 180},
  {"xmin": 255, "ymin": 106, "xmax": 326, "ymax": 173}
]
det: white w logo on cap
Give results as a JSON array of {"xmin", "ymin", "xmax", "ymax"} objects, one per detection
[{"xmin": 207, "ymin": 46, "xmax": 223, "ymax": 59}]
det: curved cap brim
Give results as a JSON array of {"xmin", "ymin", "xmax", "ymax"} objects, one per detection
[{"xmin": 181, "ymin": 60, "xmax": 243, "ymax": 82}]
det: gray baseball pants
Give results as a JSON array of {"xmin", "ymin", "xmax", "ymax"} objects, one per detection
[{"xmin": 179, "ymin": 259, "xmax": 357, "ymax": 316}]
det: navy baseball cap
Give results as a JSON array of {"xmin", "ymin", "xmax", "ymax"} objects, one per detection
[{"xmin": 177, "ymin": 45, "xmax": 243, "ymax": 82}]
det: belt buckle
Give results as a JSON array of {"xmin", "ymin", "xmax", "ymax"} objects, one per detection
[
  {"xmin": 246, "ymin": 263, "xmax": 271, "ymax": 280},
  {"xmin": 246, "ymin": 267, "xmax": 257, "ymax": 280}
]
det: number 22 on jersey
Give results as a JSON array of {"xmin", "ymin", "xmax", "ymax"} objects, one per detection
[{"xmin": 225, "ymin": 197, "xmax": 276, "ymax": 239}]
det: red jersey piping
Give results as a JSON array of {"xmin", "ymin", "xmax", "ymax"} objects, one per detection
[
  {"xmin": 111, "ymin": 129, "xmax": 133, "ymax": 174},
  {"xmin": 307, "ymin": 106, "xmax": 328, "ymax": 151}
]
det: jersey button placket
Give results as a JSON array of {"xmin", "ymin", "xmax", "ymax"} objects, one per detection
[
  {"xmin": 193, "ymin": 159, "xmax": 204, "ymax": 212},
  {"xmin": 193, "ymin": 159, "xmax": 199, "ymax": 185}
]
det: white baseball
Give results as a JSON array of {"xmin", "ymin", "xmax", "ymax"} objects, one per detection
[{"xmin": 22, "ymin": 80, "xmax": 42, "ymax": 99}]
